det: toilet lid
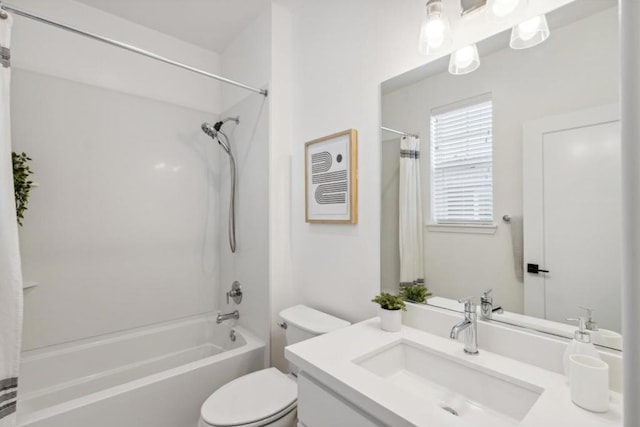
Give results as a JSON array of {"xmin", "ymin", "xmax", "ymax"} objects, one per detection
[{"xmin": 201, "ymin": 368, "xmax": 297, "ymax": 427}]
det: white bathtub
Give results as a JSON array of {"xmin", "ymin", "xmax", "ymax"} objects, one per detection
[{"xmin": 17, "ymin": 314, "xmax": 265, "ymax": 427}]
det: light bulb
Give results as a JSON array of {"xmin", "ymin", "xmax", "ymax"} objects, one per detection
[
  {"xmin": 418, "ymin": 0, "xmax": 452, "ymax": 56},
  {"xmin": 510, "ymin": 14, "xmax": 550, "ymax": 49},
  {"xmin": 492, "ymin": 0, "xmax": 520, "ymax": 17},
  {"xmin": 425, "ymin": 19, "xmax": 445, "ymax": 47},
  {"xmin": 455, "ymin": 46, "xmax": 475, "ymax": 68},
  {"xmin": 486, "ymin": 0, "xmax": 527, "ymax": 22},
  {"xmin": 448, "ymin": 44, "xmax": 480, "ymax": 75},
  {"xmin": 517, "ymin": 16, "xmax": 542, "ymax": 41}
]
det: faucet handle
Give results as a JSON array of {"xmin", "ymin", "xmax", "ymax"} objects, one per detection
[
  {"xmin": 578, "ymin": 306, "xmax": 595, "ymax": 318},
  {"xmin": 458, "ymin": 296, "xmax": 476, "ymax": 312},
  {"xmin": 481, "ymin": 289, "xmax": 493, "ymax": 303},
  {"xmin": 578, "ymin": 306, "xmax": 598, "ymax": 331}
]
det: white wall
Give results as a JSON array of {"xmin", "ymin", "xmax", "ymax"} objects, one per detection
[
  {"xmin": 10, "ymin": 0, "xmax": 224, "ymax": 349},
  {"xmin": 286, "ymin": 0, "xmax": 605, "ymax": 324},
  {"xmin": 269, "ymin": 3, "xmax": 296, "ymax": 371},
  {"xmin": 381, "ymin": 8, "xmax": 619, "ymax": 313},
  {"xmin": 220, "ymin": 9, "xmax": 271, "ymax": 112},
  {"xmin": 11, "ymin": 0, "xmax": 222, "ymax": 113}
]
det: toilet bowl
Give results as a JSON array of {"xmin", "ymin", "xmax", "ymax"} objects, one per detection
[
  {"xmin": 199, "ymin": 305, "xmax": 350, "ymax": 427},
  {"xmin": 199, "ymin": 368, "xmax": 297, "ymax": 427}
]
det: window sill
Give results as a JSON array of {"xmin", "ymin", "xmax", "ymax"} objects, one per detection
[{"xmin": 426, "ymin": 223, "xmax": 498, "ymax": 235}]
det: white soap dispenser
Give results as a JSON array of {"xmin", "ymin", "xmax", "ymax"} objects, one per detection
[{"xmin": 563, "ymin": 316, "xmax": 601, "ymax": 377}]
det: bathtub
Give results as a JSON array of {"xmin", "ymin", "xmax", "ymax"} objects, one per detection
[{"xmin": 17, "ymin": 314, "xmax": 265, "ymax": 427}]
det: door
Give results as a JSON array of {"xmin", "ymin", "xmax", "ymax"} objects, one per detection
[{"xmin": 523, "ymin": 105, "xmax": 621, "ymax": 331}]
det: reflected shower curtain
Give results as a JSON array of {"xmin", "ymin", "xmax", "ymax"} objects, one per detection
[
  {"xmin": 0, "ymin": 13, "xmax": 23, "ymax": 427},
  {"xmin": 399, "ymin": 136, "xmax": 424, "ymax": 287}
]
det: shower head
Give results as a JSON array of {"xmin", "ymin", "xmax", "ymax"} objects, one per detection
[
  {"xmin": 201, "ymin": 122, "xmax": 218, "ymax": 138},
  {"xmin": 201, "ymin": 121, "xmax": 232, "ymax": 155},
  {"xmin": 201, "ymin": 117, "xmax": 239, "ymax": 155}
]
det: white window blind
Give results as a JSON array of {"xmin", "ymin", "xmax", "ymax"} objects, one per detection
[{"xmin": 430, "ymin": 97, "xmax": 493, "ymax": 224}]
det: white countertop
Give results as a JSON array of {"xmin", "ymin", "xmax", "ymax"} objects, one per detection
[{"xmin": 285, "ymin": 318, "xmax": 623, "ymax": 427}]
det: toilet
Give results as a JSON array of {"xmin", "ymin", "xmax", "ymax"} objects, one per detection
[{"xmin": 199, "ymin": 305, "xmax": 350, "ymax": 427}]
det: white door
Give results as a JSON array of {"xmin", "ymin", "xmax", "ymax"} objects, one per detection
[{"xmin": 523, "ymin": 105, "xmax": 621, "ymax": 332}]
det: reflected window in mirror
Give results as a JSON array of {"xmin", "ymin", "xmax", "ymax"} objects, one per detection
[{"xmin": 430, "ymin": 95, "xmax": 493, "ymax": 225}]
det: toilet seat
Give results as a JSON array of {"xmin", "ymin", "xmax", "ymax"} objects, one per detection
[{"xmin": 200, "ymin": 368, "xmax": 297, "ymax": 427}]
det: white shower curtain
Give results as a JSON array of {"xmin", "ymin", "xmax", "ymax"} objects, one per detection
[
  {"xmin": 399, "ymin": 136, "xmax": 424, "ymax": 287},
  {"xmin": 0, "ymin": 13, "xmax": 23, "ymax": 427}
]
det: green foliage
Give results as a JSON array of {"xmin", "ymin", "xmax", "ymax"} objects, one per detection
[
  {"xmin": 400, "ymin": 284, "xmax": 432, "ymax": 303},
  {"xmin": 12, "ymin": 152, "xmax": 33, "ymax": 227},
  {"xmin": 372, "ymin": 292, "xmax": 406, "ymax": 311}
]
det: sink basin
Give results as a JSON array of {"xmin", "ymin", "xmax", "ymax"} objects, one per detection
[{"xmin": 353, "ymin": 339, "xmax": 542, "ymax": 425}]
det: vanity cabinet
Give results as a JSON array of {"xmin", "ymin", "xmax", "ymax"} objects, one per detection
[{"xmin": 297, "ymin": 372, "xmax": 384, "ymax": 427}]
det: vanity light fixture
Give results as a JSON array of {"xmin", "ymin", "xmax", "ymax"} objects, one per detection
[
  {"xmin": 448, "ymin": 44, "xmax": 480, "ymax": 75},
  {"xmin": 486, "ymin": 0, "xmax": 527, "ymax": 22},
  {"xmin": 510, "ymin": 14, "xmax": 550, "ymax": 49},
  {"xmin": 418, "ymin": 0, "xmax": 453, "ymax": 56}
]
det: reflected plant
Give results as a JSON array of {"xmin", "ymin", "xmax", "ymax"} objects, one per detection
[{"xmin": 400, "ymin": 284, "xmax": 432, "ymax": 303}]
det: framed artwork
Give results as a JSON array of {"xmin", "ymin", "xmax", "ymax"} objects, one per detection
[{"xmin": 305, "ymin": 129, "xmax": 358, "ymax": 224}]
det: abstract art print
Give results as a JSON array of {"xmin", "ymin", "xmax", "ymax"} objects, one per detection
[{"xmin": 305, "ymin": 129, "xmax": 358, "ymax": 223}]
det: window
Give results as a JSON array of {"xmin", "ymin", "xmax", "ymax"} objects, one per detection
[{"xmin": 430, "ymin": 96, "xmax": 493, "ymax": 224}]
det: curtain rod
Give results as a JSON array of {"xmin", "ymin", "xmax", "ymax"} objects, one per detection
[
  {"xmin": 381, "ymin": 126, "xmax": 418, "ymax": 138},
  {"xmin": 0, "ymin": 1, "xmax": 268, "ymax": 97}
]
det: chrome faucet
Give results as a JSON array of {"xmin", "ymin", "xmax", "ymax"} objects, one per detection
[
  {"xmin": 216, "ymin": 310, "xmax": 240, "ymax": 324},
  {"xmin": 450, "ymin": 297, "xmax": 479, "ymax": 355},
  {"xmin": 480, "ymin": 289, "xmax": 503, "ymax": 320}
]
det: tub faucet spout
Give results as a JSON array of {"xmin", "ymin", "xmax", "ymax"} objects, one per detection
[{"xmin": 217, "ymin": 310, "xmax": 240, "ymax": 324}]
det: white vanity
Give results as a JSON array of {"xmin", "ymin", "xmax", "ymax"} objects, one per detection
[{"xmin": 285, "ymin": 304, "xmax": 622, "ymax": 427}]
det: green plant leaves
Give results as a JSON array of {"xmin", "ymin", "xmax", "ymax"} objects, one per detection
[
  {"xmin": 12, "ymin": 151, "xmax": 33, "ymax": 227},
  {"xmin": 399, "ymin": 284, "xmax": 432, "ymax": 303},
  {"xmin": 372, "ymin": 292, "xmax": 406, "ymax": 311}
]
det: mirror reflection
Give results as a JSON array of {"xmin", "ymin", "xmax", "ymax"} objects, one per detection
[{"xmin": 380, "ymin": 1, "xmax": 621, "ymax": 350}]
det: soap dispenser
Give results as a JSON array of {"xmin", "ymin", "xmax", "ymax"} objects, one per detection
[{"xmin": 563, "ymin": 316, "xmax": 601, "ymax": 377}]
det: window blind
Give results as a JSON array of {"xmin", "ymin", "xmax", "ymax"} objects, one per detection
[{"xmin": 430, "ymin": 98, "xmax": 493, "ymax": 224}]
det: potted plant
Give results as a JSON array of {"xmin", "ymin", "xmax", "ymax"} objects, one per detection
[
  {"xmin": 12, "ymin": 151, "xmax": 34, "ymax": 227},
  {"xmin": 371, "ymin": 292, "xmax": 406, "ymax": 332},
  {"xmin": 400, "ymin": 284, "xmax": 432, "ymax": 304}
]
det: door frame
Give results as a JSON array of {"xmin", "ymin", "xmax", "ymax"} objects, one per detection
[{"xmin": 522, "ymin": 103, "xmax": 620, "ymax": 318}]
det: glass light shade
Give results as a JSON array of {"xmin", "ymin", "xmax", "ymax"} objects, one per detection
[
  {"xmin": 510, "ymin": 14, "xmax": 550, "ymax": 49},
  {"xmin": 486, "ymin": 0, "xmax": 527, "ymax": 22},
  {"xmin": 418, "ymin": 3, "xmax": 452, "ymax": 55},
  {"xmin": 448, "ymin": 44, "xmax": 480, "ymax": 75}
]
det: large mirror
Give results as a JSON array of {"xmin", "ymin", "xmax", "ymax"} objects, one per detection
[{"xmin": 381, "ymin": 0, "xmax": 621, "ymax": 350}]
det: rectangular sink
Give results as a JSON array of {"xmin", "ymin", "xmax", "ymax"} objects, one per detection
[{"xmin": 354, "ymin": 340, "xmax": 542, "ymax": 424}]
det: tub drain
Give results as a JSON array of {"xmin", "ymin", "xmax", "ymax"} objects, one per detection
[{"xmin": 441, "ymin": 406, "xmax": 459, "ymax": 417}]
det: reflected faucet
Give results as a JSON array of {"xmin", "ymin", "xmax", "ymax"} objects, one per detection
[
  {"xmin": 480, "ymin": 289, "xmax": 503, "ymax": 320},
  {"xmin": 450, "ymin": 297, "xmax": 479, "ymax": 355}
]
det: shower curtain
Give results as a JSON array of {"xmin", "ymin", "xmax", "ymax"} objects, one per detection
[
  {"xmin": 0, "ymin": 13, "xmax": 23, "ymax": 427},
  {"xmin": 399, "ymin": 136, "xmax": 424, "ymax": 287}
]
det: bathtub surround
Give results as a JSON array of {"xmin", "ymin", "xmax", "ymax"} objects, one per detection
[{"xmin": 0, "ymin": 13, "xmax": 23, "ymax": 427}]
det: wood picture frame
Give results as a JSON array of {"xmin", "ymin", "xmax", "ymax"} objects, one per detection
[{"xmin": 305, "ymin": 129, "xmax": 358, "ymax": 224}]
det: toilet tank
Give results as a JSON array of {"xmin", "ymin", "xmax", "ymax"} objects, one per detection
[{"xmin": 279, "ymin": 305, "xmax": 350, "ymax": 346}]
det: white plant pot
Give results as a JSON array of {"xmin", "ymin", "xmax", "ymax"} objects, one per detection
[{"xmin": 379, "ymin": 308, "xmax": 402, "ymax": 332}]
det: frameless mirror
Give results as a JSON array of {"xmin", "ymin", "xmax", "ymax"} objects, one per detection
[{"xmin": 380, "ymin": 0, "xmax": 621, "ymax": 350}]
